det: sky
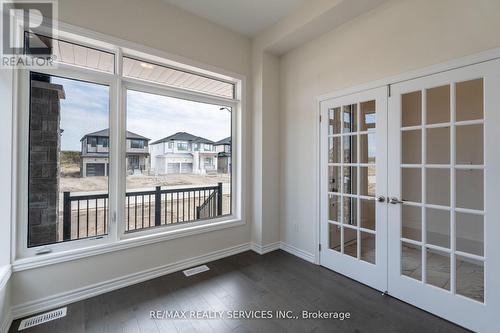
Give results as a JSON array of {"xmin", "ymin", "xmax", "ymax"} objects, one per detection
[{"xmin": 53, "ymin": 76, "xmax": 232, "ymax": 151}]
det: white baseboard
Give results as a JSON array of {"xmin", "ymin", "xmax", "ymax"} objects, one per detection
[
  {"xmin": 11, "ymin": 242, "xmax": 252, "ymax": 320},
  {"xmin": 250, "ymin": 242, "xmax": 281, "ymax": 254},
  {"xmin": 279, "ymin": 242, "xmax": 315, "ymax": 263},
  {"xmin": 0, "ymin": 310, "xmax": 12, "ymax": 333}
]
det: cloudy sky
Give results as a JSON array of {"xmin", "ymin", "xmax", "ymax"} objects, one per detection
[{"xmin": 54, "ymin": 76, "xmax": 232, "ymax": 151}]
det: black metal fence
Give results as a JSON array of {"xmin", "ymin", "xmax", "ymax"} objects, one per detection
[{"xmin": 62, "ymin": 183, "xmax": 223, "ymax": 241}]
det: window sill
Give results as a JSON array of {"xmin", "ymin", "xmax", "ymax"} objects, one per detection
[{"xmin": 12, "ymin": 218, "xmax": 245, "ymax": 272}]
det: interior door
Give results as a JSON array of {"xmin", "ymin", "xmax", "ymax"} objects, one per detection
[
  {"xmin": 320, "ymin": 86, "xmax": 388, "ymax": 291},
  {"xmin": 387, "ymin": 59, "xmax": 500, "ymax": 332}
]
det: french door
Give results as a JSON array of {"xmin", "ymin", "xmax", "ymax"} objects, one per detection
[{"xmin": 320, "ymin": 59, "xmax": 500, "ymax": 332}]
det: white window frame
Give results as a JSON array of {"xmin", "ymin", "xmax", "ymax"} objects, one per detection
[{"xmin": 13, "ymin": 23, "xmax": 245, "ymax": 267}]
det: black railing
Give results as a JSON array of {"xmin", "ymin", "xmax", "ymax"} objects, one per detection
[{"xmin": 62, "ymin": 182, "xmax": 223, "ymax": 241}]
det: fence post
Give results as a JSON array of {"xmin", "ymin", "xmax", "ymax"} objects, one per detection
[
  {"xmin": 155, "ymin": 186, "xmax": 161, "ymax": 226},
  {"xmin": 63, "ymin": 191, "xmax": 71, "ymax": 241},
  {"xmin": 217, "ymin": 182, "xmax": 223, "ymax": 216}
]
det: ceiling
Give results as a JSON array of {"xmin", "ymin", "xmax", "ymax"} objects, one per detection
[{"xmin": 161, "ymin": 0, "xmax": 307, "ymax": 37}]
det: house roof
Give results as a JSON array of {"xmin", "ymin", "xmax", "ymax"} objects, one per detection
[
  {"xmin": 150, "ymin": 132, "xmax": 214, "ymax": 145},
  {"xmin": 214, "ymin": 137, "xmax": 231, "ymax": 146},
  {"xmin": 80, "ymin": 128, "xmax": 150, "ymax": 141}
]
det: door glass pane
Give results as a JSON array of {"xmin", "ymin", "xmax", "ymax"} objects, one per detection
[
  {"xmin": 456, "ymin": 213, "xmax": 484, "ymax": 256},
  {"xmin": 360, "ymin": 100, "xmax": 376, "ymax": 131},
  {"xmin": 402, "ymin": 205, "xmax": 421, "ymax": 241},
  {"xmin": 456, "ymin": 256, "xmax": 484, "ymax": 302},
  {"xmin": 343, "ymin": 135, "xmax": 357, "ymax": 163},
  {"xmin": 343, "ymin": 166, "xmax": 357, "ymax": 194},
  {"xmin": 426, "ymin": 127, "xmax": 450, "ymax": 164},
  {"xmin": 402, "ymin": 168, "xmax": 421, "ymax": 203},
  {"xmin": 329, "ymin": 223, "xmax": 341, "ymax": 252},
  {"xmin": 456, "ymin": 79, "xmax": 483, "ymax": 122},
  {"xmin": 360, "ymin": 133, "xmax": 376, "ymax": 164},
  {"xmin": 329, "ymin": 137, "xmax": 341, "ymax": 163},
  {"xmin": 328, "ymin": 166, "xmax": 341, "ymax": 193},
  {"xmin": 402, "ymin": 130, "xmax": 421, "ymax": 164},
  {"xmin": 328, "ymin": 107, "xmax": 342, "ymax": 135},
  {"xmin": 426, "ymin": 249, "xmax": 450, "ymax": 291},
  {"xmin": 360, "ymin": 199, "xmax": 375, "ymax": 230},
  {"xmin": 402, "ymin": 91, "xmax": 422, "ymax": 127},
  {"xmin": 426, "ymin": 208, "xmax": 450, "ymax": 248},
  {"xmin": 456, "ymin": 124, "xmax": 483, "ymax": 165},
  {"xmin": 456, "ymin": 169, "xmax": 483, "ymax": 210},
  {"xmin": 360, "ymin": 232, "xmax": 375, "ymax": 264},
  {"xmin": 426, "ymin": 85, "xmax": 450, "ymax": 124},
  {"xmin": 343, "ymin": 104, "xmax": 357, "ymax": 133},
  {"xmin": 359, "ymin": 166, "xmax": 376, "ymax": 197},
  {"xmin": 343, "ymin": 197, "xmax": 357, "ymax": 226},
  {"xmin": 402, "ymin": 243, "xmax": 421, "ymax": 281},
  {"xmin": 426, "ymin": 168, "xmax": 450, "ymax": 206},
  {"xmin": 343, "ymin": 227, "xmax": 357, "ymax": 258},
  {"xmin": 328, "ymin": 195, "xmax": 341, "ymax": 223}
]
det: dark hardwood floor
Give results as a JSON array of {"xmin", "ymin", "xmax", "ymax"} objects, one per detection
[{"xmin": 9, "ymin": 250, "xmax": 469, "ymax": 333}]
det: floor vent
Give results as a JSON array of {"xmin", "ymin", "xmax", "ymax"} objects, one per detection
[
  {"xmin": 18, "ymin": 307, "xmax": 67, "ymax": 330},
  {"xmin": 183, "ymin": 265, "xmax": 210, "ymax": 276}
]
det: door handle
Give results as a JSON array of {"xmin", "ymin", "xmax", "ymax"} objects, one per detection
[
  {"xmin": 377, "ymin": 196, "xmax": 386, "ymax": 203},
  {"xmin": 389, "ymin": 197, "xmax": 404, "ymax": 204}
]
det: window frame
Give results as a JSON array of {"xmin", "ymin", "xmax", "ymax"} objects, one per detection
[{"xmin": 14, "ymin": 25, "xmax": 245, "ymax": 263}]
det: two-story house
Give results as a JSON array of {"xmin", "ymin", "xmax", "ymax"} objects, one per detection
[
  {"xmin": 150, "ymin": 132, "xmax": 218, "ymax": 174},
  {"xmin": 80, "ymin": 129, "xmax": 150, "ymax": 177},
  {"xmin": 214, "ymin": 137, "xmax": 231, "ymax": 174}
]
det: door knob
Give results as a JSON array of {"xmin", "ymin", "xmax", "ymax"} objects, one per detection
[
  {"xmin": 389, "ymin": 197, "xmax": 404, "ymax": 204},
  {"xmin": 377, "ymin": 196, "xmax": 386, "ymax": 203}
]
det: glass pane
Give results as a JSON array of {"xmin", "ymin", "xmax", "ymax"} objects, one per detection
[
  {"xmin": 126, "ymin": 90, "xmax": 232, "ymax": 232},
  {"xmin": 328, "ymin": 223, "xmax": 341, "ymax": 252},
  {"xmin": 402, "ymin": 168, "xmax": 421, "ymax": 203},
  {"xmin": 456, "ymin": 79, "xmax": 483, "ymax": 122},
  {"xmin": 426, "ymin": 168, "xmax": 450, "ymax": 206},
  {"xmin": 360, "ymin": 232, "xmax": 375, "ymax": 264},
  {"xmin": 328, "ymin": 137, "xmax": 341, "ymax": 163},
  {"xmin": 402, "ymin": 243, "xmax": 421, "ymax": 281},
  {"xmin": 402, "ymin": 91, "xmax": 422, "ymax": 127},
  {"xmin": 402, "ymin": 205, "xmax": 421, "ymax": 241},
  {"xmin": 343, "ymin": 166, "xmax": 357, "ymax": 194},
  {"xmin": 456, "ymin": 124, "xmax": 483, "ymax": 165},
  {"xmin": 328, "ymin": 195, "xmax": 341, "ymax": 222},
  {"xmin": 28, "ymin": 72, "xmax": 109, "ymax": 247},
  {"xmin": 456, "ymin": 213, "xmax": 484, "ymax": 256},
  {"xmin": 360, "ymin": 100, "xmax": 376, "ymax": 131},
  {"xmin": 343, "ymin": 227, "xmax": 357, "ymax": 258},
  {"xmin": 360, "ymin": 133, "xmax": 376, "ymax": 164},
  {"xmin": 426, "ymin": 127, "xmax": 450, "ymax": 164},
  {"xmin": 328, "ymin": 107, "xmax": 342, "ymax": 135},
  {"xmin": 360, "ymin": 199, "xmax": 375, "ymax": 230},
  {"xmin": 456, "ymin": 170, "xmax": 483, "ymax": 210},
  {"xmin": 342, "ymin": 104, "xmax": 357, "ymax": 133},
  {"xmin": 343, "ymin": 135, "xmax": 357, "ymax": 163},
  {"xmin": 123, "ymin": 57, "xmax": 234, "ymax": 99},
  {"xmin": 456, "ymin": 256, "xmax": 484, "ymax": 302},
  {"xmin": 328, "ymin": 166, "xmax": 341, "ymax": 193},
  {"xmin": 426, "ymin": 85, "xmax": 450, "ymax": 124},
  {"xmin": 343, "ymin": 197, "xmax": 357, "ymax": 226},
  {"xmin": 402, "ymin": 130, "xmax": 421, "ymax": 164},
  {"xmin": 426, "ymin": 208, "xmax": 450, "ymax": 248},
  {"xmin": 426, "ymin": 249, "xmax": 450, "ymax": 290},
  {"xmin": 359, "ymin": 166, "xmax": 376, "ymax": 197}
]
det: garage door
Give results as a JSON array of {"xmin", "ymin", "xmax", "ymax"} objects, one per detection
[
  {"xmin": 181, "ymin": 163, "xmax": 193, "ymax": 173},
  {"xmin": 167, "ymin": 163, "xmax": 180, "ymax": 174},
  {"xmin": 86, "ymin": 163, "xmax": 105, "ymax": 177}
]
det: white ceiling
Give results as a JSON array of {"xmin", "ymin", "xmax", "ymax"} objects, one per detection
[{"xmin": 162, "ymin": 0, "xmax": 307, "ymax": 37}]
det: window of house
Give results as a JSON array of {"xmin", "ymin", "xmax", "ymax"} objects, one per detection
[
  {"xmin": 168, "ymin": 142, "xmax": 173, "ymax": 149},
  {"xmin": 89, "ymin": 137, "xmax": 97, "ymax": 147},
  {"xmin": 177, "ymin": 142, "xmax": 188, "ymax": 151},
  {"xmin": 130, "ymin": 139, "xmax": 144, "ymax": 149},
  {"xmin": 98, "ymin": 137, "xmax": 109, "ymax": 147}
]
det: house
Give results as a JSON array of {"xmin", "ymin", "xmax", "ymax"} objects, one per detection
[
  {"xmin": 80, "ymin": 129, "xmax": 150, "ymax": 177},
  {"xmin": 150, "ymin": 132, "xmax": 218, "ymax": 174},
  {"xmin": 214, "ymin": 137, "xmax": 231, "ymax": 173}
]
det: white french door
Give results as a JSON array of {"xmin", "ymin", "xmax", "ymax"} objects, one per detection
[
  {"xmin": 320, "ymin": 59, "xmax": 500, "ymax": 332},
  {"xmin": 320, "ymin": 86, "xmax": 388, "ymax": 292},
  {"xmin": 387, "ymin": 59, "xmax": 500, "ymax": 332}
]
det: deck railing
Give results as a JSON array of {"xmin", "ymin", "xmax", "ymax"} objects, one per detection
[{"xmin": 62, "ymin": 182, "xmax": 223, "ymax": 241}]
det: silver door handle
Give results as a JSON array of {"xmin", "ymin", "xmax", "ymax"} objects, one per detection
[
  {"xmin": 389, "ymin": 197, "xmax": 404, "ymax": 204},
  {"xmin": 377, "ymin": 196, "xmax": 386, "ymax": 203}
]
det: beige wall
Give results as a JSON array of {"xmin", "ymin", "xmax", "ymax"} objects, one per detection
[{"xmin": 279, "ymin": 0, "xmax": 500, "ymax": 255}]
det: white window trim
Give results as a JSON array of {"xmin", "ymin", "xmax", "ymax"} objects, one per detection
[{"xmin": 12, "ymin": 21, "xmax": 247, "ymax": 267}]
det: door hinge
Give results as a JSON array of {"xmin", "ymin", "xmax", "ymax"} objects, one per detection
[
  {"xmin": 319, "ymin": 115, "xmax": 322, "ymax": 122},
  {"xmin": 319, "ymin": 243, "xmax": 322, "ymax": 252},
  {"xmin": 388, "ymin": 85, "xmax": 391, "ymax": 98}
]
